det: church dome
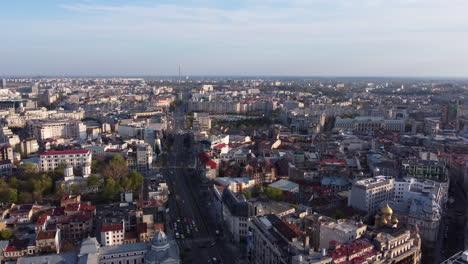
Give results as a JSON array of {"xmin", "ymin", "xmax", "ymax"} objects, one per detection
[
  {"xmin": 392, "ymin": 217, "xmax": 399, "ymax": 224},
  {"xmin": 145, "ymin": 230, "xmax": 171, "ymax": 264},
  {"xmin": 381, "ymin": 204, "xmax": 393, "ymax": 215},
  {"xmin": 152, "ymin": 230, "xmax": 168, "ymax": 248},
  {"xmin": 381, "ymin": 218, "xmax": 388, "ymax": 225}
]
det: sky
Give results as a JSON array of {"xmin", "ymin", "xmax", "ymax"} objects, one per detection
[{"xmin": 0, "ymin": 0, "xmax": 467, "ymax": 77}]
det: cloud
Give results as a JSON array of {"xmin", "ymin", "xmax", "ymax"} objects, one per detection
[{"xmin": 1, "ymin": 0, "xmax": 468, "ymax": 76}]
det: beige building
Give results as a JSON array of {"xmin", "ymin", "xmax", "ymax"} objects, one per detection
[
  {"xmin": 318, "ymin": 220, "xmax": 367, "ymax": 250},
  {"xmin": 100, "ymin": 224, "xmax": 125, "ymax": 246},
  {"xmin": 28, "ymin": 119, "xmax": 86, "ymax": 140},
  {"xmin": 20, "ymin": 139, "xmax": 39, "ymax": 155}
]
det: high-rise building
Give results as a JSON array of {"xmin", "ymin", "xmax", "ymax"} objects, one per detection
[
  {"xmin": 348, "ymin": 176, "xmax": 395, "ymax": 215},
  {"xmin": 0, "ymin": 79, "xmax": 6, "ymax": 89},
  {"xmin": 444, "ymin": 100, "xmax": 461, "ymax": 129}
]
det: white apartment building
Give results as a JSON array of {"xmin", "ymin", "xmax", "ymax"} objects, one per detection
[
  {"xmin": 390, "ymin": 177, "xmax": 448, "ymax": 243},
  {"xmin": 28, "ymin": 120, "xmax": 86, "ymax": 140},
  {"xmin": 0, "ymin": 127, "xmax": 20, "ymax": 147},
  {"xmin": 39, "ymin": 149, "xmax": 92, "ymax": 172},
  {"xmin": 215, "ymin": 177, "xmax": 256, "ymax": 193},
  {"xmin": 20, "ymin": 139, "xmax": 39, "ymax": 155},
  {"xmin": 348, "ymin": 176, "xmax": 395, "ymax": 215},
  {"xmin": 100, "ymin": 224, "xmax": 125, "ymax": 246},
  {"xmin": 335, "ymin": 117, "xmax": 405, "ymax": 133}
]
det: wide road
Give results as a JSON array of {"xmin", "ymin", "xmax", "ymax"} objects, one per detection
[{"xmin": 163, "ymin": 104, "xmax": 240, "ymax": 263}]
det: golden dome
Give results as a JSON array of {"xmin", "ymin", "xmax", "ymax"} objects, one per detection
[
  {"xmin": 381, "ymin": 218, "xmax": 388, "ymax": 225},
  {"xmin": 392, "ymin": 217, "xmax": 399, "ymax": 224},
  {"xmin": 381, "ymin": 204, "xmax": 393, "ymax": 215},
  {"xmin": 375, "ymin": 214, "xmax": 381, "ymax": 219}
]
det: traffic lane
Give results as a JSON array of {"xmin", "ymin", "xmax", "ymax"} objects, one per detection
[
  {"xmin": 167, "ymin": 168, "xmax": 209, "ymax": 240},
  {"xmin": 173, "ymin": 168, "xmax": 210, "ymax": 237}
]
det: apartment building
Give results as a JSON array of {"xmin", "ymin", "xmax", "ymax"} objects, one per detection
[
  {"xmin": 28, "ymin": 120, "xmax": 86, "ymax": 140},
  {"xmin": 348, "ymin": 176, "xmax": 395, "ymax": 215},
  {"xmin": 100, "ymin": 224, "xmax": 125, "ymax": 246},
  {"xmin": 39, "ymin": 149, "xmax": 92, "ymax": 172}
]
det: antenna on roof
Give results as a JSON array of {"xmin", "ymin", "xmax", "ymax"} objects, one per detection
[{"xmin": 178, "ymin": 65, "xmax": 181, "ymax": 85}]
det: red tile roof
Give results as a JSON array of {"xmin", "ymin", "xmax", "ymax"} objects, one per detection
[
  {"xmin": 65, "ymin": 202, "xmax": 96, "ymax": 213},
  {"xmin": 198, "ymin": 152, "xmax": 217, "ymax": 169},
  {"xmin": 101, "ymin": 224, "xmax": 123, "ymax": 232},
  {"xmin": 36, "ymin": 230, "xmax": 57, "ymax": 240},
  {"xmin": 41, "ymin": 150, "xmax": 90, "ymax": 156},
  {"xmin": 213, "ymin": 143, "xmax": 227, "ymax": 149}
]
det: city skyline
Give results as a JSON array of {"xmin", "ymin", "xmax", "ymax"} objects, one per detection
[{"xmin": 1, "ymin": 0, "xmax": 468, "ymax": 77}]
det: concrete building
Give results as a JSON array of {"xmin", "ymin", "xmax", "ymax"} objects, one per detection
[
  {"xmin": 127, "ymin": 144, "xmax": 153, "ymax": 172},
  {"xmin": 100, "ymin": 224, "xmax": 125, "ymax": 246},
  {"xmin": 335, "ymin": 117, "xmax": 405, "ymax": 133},
  {"xmin": 389, "ymin": 178, "xmax": 447, "ymax": 243},
  {"xmin": 0, "ymin": 143, "xmax": 13, "ymax": 162},
  {"xmin": 440, "ymin": 251, "xmax": 468, "ymax": 264},
  {"xmin": 318, "ymin": 220, "xmax": 367, "ymax": 250},
  {"xmin": 19, "ymin": 139, "xmax": 39, "ymax": 155},
  {"xmin": 215, "ymin": 177, "xmax": 256, "ymax": 193},
  {"xmin": 348, "ymin": 176, "xmax": 395, "ymax": 215},
  {"xmin": 17, "ymin": 231, "xmax": 180, "ymax": 264},
  {"xmin": 248, "ymin": 214, "xmax": 307, "ymax": 264},
  {"xmin": 222, "ymin": 188, "xmax": 254, "ymax": 242},
  {"xmin": 28, "ymin": 119, "xmax": 87, "ymax": 140},
  {"xmin": 39, "ymin": 149, "xmax": 92, "ymax": 172},
  {"xmin": 0, "ymin": 127, "xmax": 20, "ymax": 147}
]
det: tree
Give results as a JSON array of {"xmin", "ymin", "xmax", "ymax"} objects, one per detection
[
  {"xmin": 20, "ymin": 162, "xmax": 38, "ymax": 178},
  {"xmin": 291, "ymin": 204, "xmax": 300, "ymax": 210},
  {"xmin": 242, "ymin": 190, "xmax": 252, "ymax": 200},
  {"xmin": 0, "ymin": 229, "xmax": 13, "ymax": 240},
  {"xmin": 102, "ymin": 155, "xmax": 128, "ymax": 180},
  {"xmin": 127, "ymin": 171, "xmax": 144, "ymax": 192},
  {"xmin": 264, "ymin": 187, "xmax": 284, "ymax": 201},
  {"xmin": 71, "ymin": 183, "xmax": 81, "ymax": 195},
  {"xmin": 0, "ymin": 188, "xmax": 18, "ymax": 204},
  {"xmin": 91, "ymin": 159, "xmax": 105, "ymax": 174},
  {"xmin": 98, "ymin": 178, "xmax": 122, "ymax": 203},
  {"xmin": 8, "ymin": 177, "xmax": 18, "ymax": 188},
  {"xmin": 61, "ymin": 240, "xmax": 75, "ymax": 252},
  {"xmin": 87, "ymin": 175, "xmax": 99, "ymax": 190}
]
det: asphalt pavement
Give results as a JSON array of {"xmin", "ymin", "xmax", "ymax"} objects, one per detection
[{"xmin": 161, "ymin": 105, "xmax": 242, "ymax": 263}]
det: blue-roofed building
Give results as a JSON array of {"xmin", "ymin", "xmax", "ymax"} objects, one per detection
[{"xmin": 268, "ymin": 179, "xmax": 299, "ymax": 193}]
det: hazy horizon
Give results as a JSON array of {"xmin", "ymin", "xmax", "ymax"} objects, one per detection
[{"xmin": 1, "ymin": 0, "xmax": 468, "ymax": 77}]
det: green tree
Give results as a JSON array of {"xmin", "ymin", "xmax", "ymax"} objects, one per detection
[
  {"xmin": 87, "ymin": 175, "xmax": 99, "ymax": 189},
  {"xmin": 103, "ymin": 155, "xmax": 128, "ymax": 180},
  {"xmin": 242, "ymin": 190, "xmax": 252, "ymax": 200},
  {"xmin": 20, "ymin": 162, "xmax": 38, "ymax": 178},
  {"xmin": 0, "ymin": 188, "xmax": 18, "ymax": 204},
  {"xmin": 91, "ymin": 159, "xmax": 105, "ymax": 174},
  {"xmin": 71, "ymin": 183, "xmax": 80, "ymax": 195},
  {"xmin": 127, "ymin": 171, "xmax": 144, "ymax": 191},
  {"xmin": 8, "ymin": 177, "xmax": 18, "ymax": 188},
  {"xmin": 264, "ymin": 187, "xmax": 284, "ymax": 201},
  {"xmin": 0, "ymin": 229, "xmax": 13, "ymax": 240}
]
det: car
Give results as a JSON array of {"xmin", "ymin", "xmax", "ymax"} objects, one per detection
[
  {"xmin": 180, "ymin": 234, "xmax": 185, "ymax": 239},
  {"xmin": 175, "ymin": 233, "xmax": 180, "ymax": 239}
]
